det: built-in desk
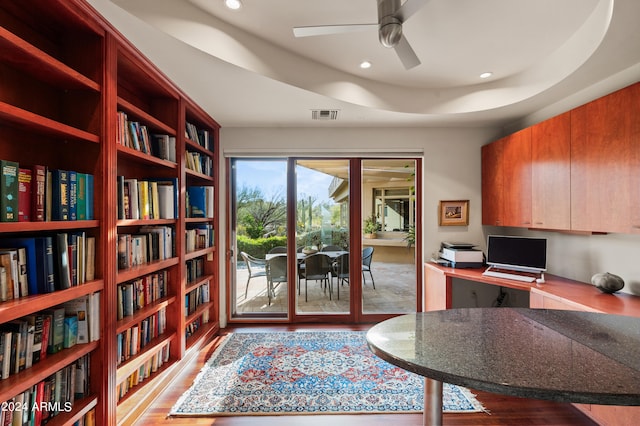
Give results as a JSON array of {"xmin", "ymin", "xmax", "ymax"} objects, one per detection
[{"xmin": 424, "ymin": 262, "xmax": 640, "ymax": 425}]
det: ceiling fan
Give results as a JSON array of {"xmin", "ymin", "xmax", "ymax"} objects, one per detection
[{"xmin": 292, "ymin": 0, "xmax": 428, "ymax": 70}]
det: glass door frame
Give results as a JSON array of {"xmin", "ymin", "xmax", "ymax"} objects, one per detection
[{"xmin": 226, "ymin": 157, "xmax": 423, "ymax": 324}]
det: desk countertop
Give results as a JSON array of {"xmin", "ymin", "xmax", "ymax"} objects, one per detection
[
  {"xmin": 367, "ymin": 309, "xmax": 640, "ymax": 405},
  {"xmin": 424, "ymin": 262, "xmax": 640, "ymax": 317}
]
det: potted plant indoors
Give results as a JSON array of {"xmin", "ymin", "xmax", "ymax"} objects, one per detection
[{"xmin": 363, "ymin": 214, "xmax": 378, "ymax": 239}]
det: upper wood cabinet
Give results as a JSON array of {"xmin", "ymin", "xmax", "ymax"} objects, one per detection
[
  {"xmin": 531, "ymin": 112, "xmax": 571, "ymax": 230},
  {"xmin": 482, "ymin": 82, "xmax": 640, "ymax": 234},
  {"xmin": 481, "ymin": 129, "xmax": 531, "ymax": 227},
  {"xmin": 481, "ymin": 138, "xmax": 504, "ymax": 226},
  {"xmin": 501, "ymin": 128, "xmax": 532, "ymax": 227},
  {"xmin": 571, "ymin": 83, "xmax": 640, "ymax": 233}
]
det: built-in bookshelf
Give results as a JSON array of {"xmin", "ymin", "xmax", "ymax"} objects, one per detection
[
  {"xmin": 0, "ymin": 0, "xmax": 220, "ymax": 424},
  {"xmin": 183, "ymin": 104, "xmax": 218, "ymax": 352}
]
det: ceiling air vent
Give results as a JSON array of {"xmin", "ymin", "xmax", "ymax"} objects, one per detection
[{"xmin": 311, "ymin": 109, "xmax": 339, "ymax": 120}]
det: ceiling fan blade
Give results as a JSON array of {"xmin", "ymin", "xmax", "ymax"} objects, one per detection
[
  {"xmin": 395, "ymin": 0, "xmax": 429, "ymax": 22},
  {"xmin": 293, "ymin": 23, "xmax": 377, "ymax": 38},
  {"xmin": 394, "ymin": 35, "xmax": 421, "ymax": 69}
]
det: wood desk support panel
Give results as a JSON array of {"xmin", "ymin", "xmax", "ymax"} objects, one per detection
[{"xmin": 423, "ymin": 262, "xmax": 640, "ymax": 426}]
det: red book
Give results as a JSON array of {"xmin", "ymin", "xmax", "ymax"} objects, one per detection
[
  {"xmin": 17, "ymin": 168, "xmax": 31, "ymax": 222},
  {"xmin": 31, "ymin": 165, "xmax": 46, "ymax": 222}
]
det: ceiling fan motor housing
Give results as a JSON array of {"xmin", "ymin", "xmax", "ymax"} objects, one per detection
[{"xmin": 378, "ymin": 0, "xmax": 403, "ymax": 48}]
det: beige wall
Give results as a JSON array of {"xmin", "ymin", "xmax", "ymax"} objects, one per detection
[{"xmin": 220, "ymin": 126, "xmax": 640, "ymax": 313}]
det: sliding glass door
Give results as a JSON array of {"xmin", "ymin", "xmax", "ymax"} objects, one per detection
[
  {"xmin": 229, "ymin": 157, "xmax": 421, "ymax": 322},
  {"xmin": 231, "ymin": 159, "xmax": 288, "ymax": 317},
  {"xmin": 294, "ymin": 159, "xmax": 350, "ymax": 315}
]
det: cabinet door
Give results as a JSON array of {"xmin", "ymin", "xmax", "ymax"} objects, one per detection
[
  {"xmin": 531, "ymin": 112, "xmax": 571, "ymax": 230},
  {"xmin": 571, "ymin": 84, "xmax": 638, "ymax": 233},
  {"xmin": 482, "ymin": 139, "xmax": 504, "ymax": 225},
  {"xmin": 502, "ymin": 128, "xmax": 532, "ymax": 227}
]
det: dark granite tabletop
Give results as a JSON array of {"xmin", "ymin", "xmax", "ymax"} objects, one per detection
[{"xmin": 366, "ymin": 308, "xmax": 640, "ymax": 405}]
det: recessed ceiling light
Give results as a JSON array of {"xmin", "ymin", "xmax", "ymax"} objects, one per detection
[
  {"xmin": 480, "ymin": 72, "xmax": 493, "ymax": 79},
  {"xmin": 360, "ymin": 61, "xmax": 372, "ymax": 69},
  {"xmin": 224, "ymin": 0, "xmax": 242, "ymax": 10}
]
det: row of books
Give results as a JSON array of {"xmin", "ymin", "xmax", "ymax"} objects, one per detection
[
  {"xmin": 186, "ymin": 257, "xmax": 205, "ymax": 284},
  {"xmin": 0, "ymin": 233, "xmax": 96, "ymax": 300},
  {"xmin": 185, "ymin": 150, "xmax": 213, "ymax": 177},
  {"xmin": 117, "ymin": 271, "xmax": 168, "ymax": 321},
  {"xmin": 1, "ymin": 355, "xmax": 92, "ymax": 426},
  {"xmin": 116, "ymin": 111, "xmax": 177, "ymax": 162},
  {"xmin": 185, "ymin": 122, "xmax": 213, "ymax": 151},
  {"xmin": 1, "ymin": 160, "xmax": 94, "ymax": 222},
  {"xmin": 185, "ymin": 282, "xmax": 210, "ymax": 317},
  {"xmin": 185, "ymin": 225, "xmax": 214, "ymax": 253},
  {"xmin": 185, "ymin": 312, "xmax": 209, "ymax": 339},
  {"xmin": 116, "ymin": 308, "xmax": 167, "ymax": 366},
  {"xmin": 186, "ymin": 185, "xmax": 214, "ymax": 219},
  {"xmin": 0, "ymin": 294, "xmax": 99, "ymax": 381},
  {"xmin": 117, "ymin": 227, "xmax": 175, "ymax": 270},
  {"xmin": 117, "ymin": 177, "xmax": 178, "ymax": 220},
  {"xmin": 116, "ymin": 343, "xmax": 170, "ymax": 402}
]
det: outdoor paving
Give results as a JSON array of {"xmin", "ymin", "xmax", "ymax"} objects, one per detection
[{"xmin": 234, "ymin": 261, "xmax": 417, "ymax": 315}]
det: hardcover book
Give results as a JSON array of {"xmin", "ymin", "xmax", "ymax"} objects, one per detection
[
  {"xmin": 50, "ymin": 169, "xmax": 69, "ymax": 221},
  {"xmin": 0, "ymin": 159, "xmax": 19, "ymax": 222},
  {"xmin": 31, "ymin": 165, "xmax": 46, "ymax": 221},
  {"xmin": 17, "ymin": 168, "xmax": 31, "ymax": 222}
]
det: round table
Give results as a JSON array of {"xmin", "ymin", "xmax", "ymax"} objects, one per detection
[{"xmin": 366, "ymin": 308, "xmax": 640, "ymax": 425}]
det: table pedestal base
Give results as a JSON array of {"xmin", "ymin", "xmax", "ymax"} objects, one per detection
[{"xmin": 424, "ymin": 377, "xmax": 443, "ymax": 426}]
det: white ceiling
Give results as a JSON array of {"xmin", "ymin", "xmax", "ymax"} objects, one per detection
[{"xmin": 94, "ymin": 0, "xmax": 640, "ymax": 129}]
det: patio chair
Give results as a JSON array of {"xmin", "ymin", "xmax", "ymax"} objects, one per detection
[
  {"xmin": 240, "ymin": 251, "xmax": 267, "ymax": 299},
  {"xmin": 331, "ymin": 252, "xmax": 349, "ymax": 300},
  {"xmin": 266, "ymin": 255, "xmax": 287, "ymax": 305},
  {"xmin": 362, "ymin": 247, "xmax": 375, "ymax": 289},
  {"xmin": 300, "ymin": 253, "xmax": 332, "ymax": 302},
  {"xmin": 321, "ymin": 245, "xmax": 342, "ymax": 252},
  {"xmin": 268, "ymin": 246, "xmax": 287, "ymax": 254}
]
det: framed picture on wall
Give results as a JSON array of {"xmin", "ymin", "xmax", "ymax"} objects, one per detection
[{"xmin": 438, "ymin": 200, "xmax": 469, "ymax": 226}]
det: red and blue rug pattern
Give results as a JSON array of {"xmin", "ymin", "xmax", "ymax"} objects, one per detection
[{"xmin": 170, "ymin": 331, "xmax": 485, "ymax": 416}]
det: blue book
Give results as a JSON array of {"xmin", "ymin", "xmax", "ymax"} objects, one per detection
[
  {"xmin": 0, "ymin": 237, "xmax": 55, "ymax": 295},
  {"xmin": 187, "ymin": 186, "xmax": 207, "ymax": 218},
  {"xmin": 50, "ymin": 169, "xmax": 69, "ymax": 221},
  {"xmin": 35, "ymin": 237, "xmax": 55, "ymax": 293}
]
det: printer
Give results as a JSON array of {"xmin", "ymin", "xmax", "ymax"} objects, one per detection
[{"xmin": 437, "ymin": 242, "xmax": 484, "ymax": 268}]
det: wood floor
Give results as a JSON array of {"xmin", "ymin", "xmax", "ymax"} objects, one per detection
[{"xmin": 133, "ymin": 324, "xmax": 597, "ymax": 426}]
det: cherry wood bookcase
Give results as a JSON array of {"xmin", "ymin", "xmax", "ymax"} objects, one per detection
[{"xmin": 0, "ymin": 0, "xmax": 220, "ymax": 424}]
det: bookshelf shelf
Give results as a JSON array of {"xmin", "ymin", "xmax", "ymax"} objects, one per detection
[
  {"xmin": 43, "ymin": 395, "xmax": 98, "ymax": 426},
  {"xmin": 186, "ymin": 274, "xmax": 215, "ymax": 294},
  {"xmin": 116, "ymin": 296, "xmax": 176, "ymax": 333},
  {"xmin": 185, "ymin": 167, "xmax": 215, "ymax": 182},
  {"xmin": 116, "ymin": 333, "xmax": 176, "ymax": 383},
  {"xmin": 0, "ymin": 220, "xmax": 100, "ymax": 233},
  {"xmin": 0, "ymin": 27, "xmax": 101, "ymax": 91},
  {"xmin": 0, "ymin": 280, "xmax": 103, "ymax": 324},
  {"xmin": 0, "ymin": 102, "xmax": 101, "ymax": 144},
  {"xmin": 116, "ymin": 258, "xmax": 180, "ymax": 284},
  {"xmin": 185, "ymin": 300, "xmax": 214, "ymax": 325},
  {"xmin": 185, "ymin": 246, "xmax": 215, "ymax": 261},
  {"xmin": 117, "ymin": 97, "xmax": 176, "ymax": 136},
  {"xmin": 185, "ymin": 321, "xmax": 218, "ymax": 351},
  {"xmin": 116, "ymin": 145, "xmax": 178, "ymax": 169},
  {"xmin": 0, "ymin": 341, "xmax": 98, "ymax": 403},
  {"xmin": 116, "ymin": 218, "xmax": 177, "ymax": 227}
]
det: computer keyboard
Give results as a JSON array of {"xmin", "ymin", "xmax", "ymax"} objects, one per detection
[{"xmin": 482, "ymin": 269, "xmax": 535, "ymax": 282}]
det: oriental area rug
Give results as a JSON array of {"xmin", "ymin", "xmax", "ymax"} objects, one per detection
[{"xmin": 170, "ymin": 330, "xmax": 485, "ymax": 416}]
